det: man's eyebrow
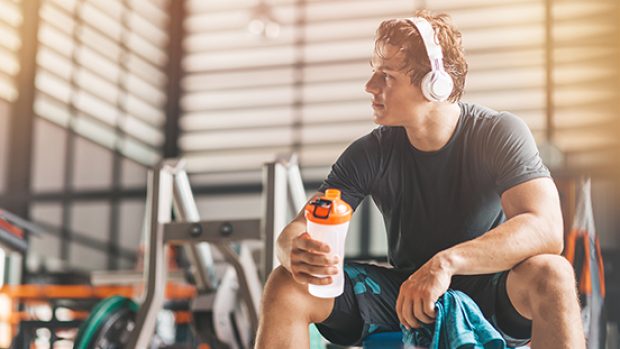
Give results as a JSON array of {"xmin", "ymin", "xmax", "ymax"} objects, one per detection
[{"xmin": 369, "ymin": 61, "xmax": 399, "ymax": 72}]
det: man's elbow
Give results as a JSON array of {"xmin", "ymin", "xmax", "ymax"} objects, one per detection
[
  {"xmin": 548, "ymin": 232, "xmax": 564, "ymax": 255},
  {"xmin": 545, "ymin": 214, "xmax": 564, "ymax": 255}
]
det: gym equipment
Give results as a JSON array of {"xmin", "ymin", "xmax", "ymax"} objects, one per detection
[
  {"xmin": 74, "ymin": 295, "xmax": 138, "ymax": 349},
  {"xmin": 77, "ymin": 155, "xmax": 315, "ymax": 349},
  {"xmin": 74, "ymin": 159, "xmax": 261, "ymax": 349},
  {"xmin": 262, "ymin": 154, "xmax": 309, "ymax": 279},
  {"xmin": 4, "ymin": 283, "xmax": 193, "ymax": 348},
  {"xmin": 405, "ymin": 17, "xmax": 453, "ymax": 102},
  {"xmin": 0, "ymin": 209, "xmax": 45, "ymax": 254},
  {"xmin": 130, "ymin": 159, "xmax": 263, "ymax": 349}
]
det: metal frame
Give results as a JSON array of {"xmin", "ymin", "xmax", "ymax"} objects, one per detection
[
  {"xmin": 128, "ymin": 159, "xmax": 264, "ymax": 349},
  {"xmin": 171, "ymin": 168, "xmax": 219, "ymax": 292},
  {"xmin": 128, "ymin": 160, "xmax": 173, "ymax": 349},
  {"xmin": 261, "ymin": 154, "xmax": 307, "ymax": 282},
  {"xmin": 163, "ymin": 0, "xmax": 185, "ymax": 159},
  {"xmin": 5, "ymin": 0, "xmax": 40, "ymax": 218},
  {"xmin": 119, "ymin": 155, "xmax": 312, "ymax": 348}
]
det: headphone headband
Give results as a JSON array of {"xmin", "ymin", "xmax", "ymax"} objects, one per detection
[
  {"xmin": 406, "ymin": 17, "xmax": 444, "ymax": 70},
  {"xmin": 403, "ymin": 16, "xmax": 454, "ymax": 102}
]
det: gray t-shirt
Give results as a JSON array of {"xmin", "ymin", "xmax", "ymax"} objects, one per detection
[{"xmin": 319, "ymin": 102, "xmax": 550, "ymax": 270}]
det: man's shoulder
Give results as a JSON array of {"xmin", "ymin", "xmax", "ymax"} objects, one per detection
[
  {"xmin": 461, "ymin": 101, "xmax": 501, "ymax": 124},
  {"xmin": 338, "ymin": 126, "xmax": 402, "ymax": 170},
  {"xmin": 353, "ymin": 126, "xmax": 401, "ymax": 147},
  {"xmin": 460, "ymin": 102, "xmax": 527, "ymax": 134}
]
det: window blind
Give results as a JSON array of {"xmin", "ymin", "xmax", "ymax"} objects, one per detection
[
  {"xmin": 33, "ymin": 0, "xmax": 169, "ymax": 166},
  {"xmin": 550, "ymin": 0, "xmax": 619, "ymax": 169},
  {"xmin": 0, "ymin": 0, "xmax": 22, "ymax": 102}
]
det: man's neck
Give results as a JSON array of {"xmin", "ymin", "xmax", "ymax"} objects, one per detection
[{"xmin": 404, "ymin": 102, "xmax": 461, "ymax": 152}]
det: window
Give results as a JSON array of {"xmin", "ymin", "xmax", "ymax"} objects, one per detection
[
  {"xmin": 28, "ymin": 0, "xmax": 170, "ymax": 271},
  {"xmin": 0, "ymin": 0, "xmax": 22, "ymax": 102},
  {"xmin": 34, "ymin": 0, "xmax": 169, "ymax": 166}
]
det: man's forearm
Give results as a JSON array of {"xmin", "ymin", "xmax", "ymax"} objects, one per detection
[{"xmin": 436, "ymin": 212, "xmax": 563, "ymax": 276}]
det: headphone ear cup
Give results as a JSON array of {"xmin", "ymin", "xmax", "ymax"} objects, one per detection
[
  {"xmin": 421, "ymin": 71, "xmax": 453, "ymax": 102},
  {"xmin": 420, "ymin": 72, "xmax": 436, "ymax": 102},
  {"xmin": 431, "ymin": 71, "xmax": 454, "ymax": 102}
]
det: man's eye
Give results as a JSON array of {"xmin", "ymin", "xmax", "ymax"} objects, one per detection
[{"xmin": 383, "ymin": 73, "xmax": 392, "ymax": 80}]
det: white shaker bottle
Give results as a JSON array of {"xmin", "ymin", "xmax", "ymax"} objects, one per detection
[{"xmin": 304, "ymin": 189, "xmax": 352, "ymax": 298}]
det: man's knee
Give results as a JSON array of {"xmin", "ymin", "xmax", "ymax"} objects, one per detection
[
  {"xmin": 515, "ymin": 254, "xmax": 576, "ymax": 293},
  {"xmin": 262, "ymin": 266, "xmax": 303, "ymax": 307},
  {"xmin": 261, "ymin": 266, "xmax": 334, "ymax": 323},
  {"xmin": 510, "ymin": 254, "xmax": 578, "ymax": 317}
]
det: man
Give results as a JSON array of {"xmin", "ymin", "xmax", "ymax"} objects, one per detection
[{"xmin": 255, "ymin": 10, "xmax": 584, "ymax": 349}]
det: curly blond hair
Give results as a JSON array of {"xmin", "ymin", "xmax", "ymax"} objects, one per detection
[{"xmin": 375, "ymin": 10, "xmax": 467, "ymax": 102}]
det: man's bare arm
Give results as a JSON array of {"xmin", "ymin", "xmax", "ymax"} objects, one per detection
[
  {"xmin": 438, "ymin": 176, "xmax": 564, "ymax": 275},
  {"xmin": 396, "ymin": 177, "xmax": 564, "ymax": 328}
]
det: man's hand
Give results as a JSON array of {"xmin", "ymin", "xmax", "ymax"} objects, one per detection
[
  {"xmin": 288, "ymin": 232, "xmax": 339, "ymax": 285},
  {"xmin": 396, "ymin": 255, "xmax": 453, "ymax": 329}
]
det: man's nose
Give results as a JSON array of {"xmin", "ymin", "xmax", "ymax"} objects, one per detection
[{"xmin": 365, "ymin": 75, "xmax": 380, "ymax": 95}]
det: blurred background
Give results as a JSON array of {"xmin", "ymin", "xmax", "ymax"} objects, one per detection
[{"xmin": 0, "ymin": 0, "xmax": 618, "ymax": 348}]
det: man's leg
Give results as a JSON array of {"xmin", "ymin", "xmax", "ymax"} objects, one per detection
[
  {"xmin": 255, "ymin": 266, "xmax": 335, "ymax": 349},
  {"xmin": 506, "ymin": 254, "xmax": 585, "ymax": 349}
]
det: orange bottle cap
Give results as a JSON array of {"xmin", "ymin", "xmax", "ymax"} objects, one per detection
[{"xmin": 304, "ymin": 189, "xmax": 352, "ymax": 225}]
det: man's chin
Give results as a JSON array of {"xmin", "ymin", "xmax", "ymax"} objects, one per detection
[{"xmin": 373, "ymin": 112, "xmax": 388, "ymax": 125}]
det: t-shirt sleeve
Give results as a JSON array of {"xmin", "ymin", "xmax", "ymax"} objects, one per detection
[
  {"xmin": 485, "ymin": 112, "xmax": 551, "ymax": 195},
  {"xmin": 318, "ymin": 132, "xmax": 381, "ymax": 210}
]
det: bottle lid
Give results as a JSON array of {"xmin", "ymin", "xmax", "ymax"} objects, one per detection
[{"xmin": 304, "ymin": 189, "xmax": 352, "ymax": 225}]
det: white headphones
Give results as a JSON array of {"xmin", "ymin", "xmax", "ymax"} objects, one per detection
[{"xmin": 405, "ymin": 17, "xmax": 454, "ymax": 102}]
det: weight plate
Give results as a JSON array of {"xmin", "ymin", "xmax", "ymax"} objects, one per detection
[{"xmin": 74, "ymin": 296, "xmax": 138, "ymax": 349}]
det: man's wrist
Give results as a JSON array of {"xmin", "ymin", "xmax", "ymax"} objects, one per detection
[{"xmin": 433, "ymin": 250, "xmax": 461, "ymax": 276}]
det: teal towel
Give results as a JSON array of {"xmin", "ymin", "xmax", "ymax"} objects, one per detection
[{"xmin": 401, "ymin": 290, "xmax": 507, "ymax": 349}]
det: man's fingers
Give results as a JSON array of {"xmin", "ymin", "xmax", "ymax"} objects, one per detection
[
  {"xmin": 294, "ymin": 251, "xmax": 338, "ymax": 266},
  {"xmin": 422, "ymin": 297, "xmax": 437, "ymax": 321},
  {"xmin": 293, "ymin": 261, "xmax": 338, "ymax": 276},
  {"xmin": 295, "ymin": 233, "xmax": 331, "ymax": 253},
  {"xmin": 395, "ymin": 293, "xmax": 405, "ymax": 327},
  {"xmin": 293, "ymin": 272, "xmax": 333, "ymax": 285},
  {"xmin": 401, "ymin": 297, "xmax": 418, "ymax": 329},
  {"xmin": 414, "ymin": 297, "xmax": 434, "ymax": 325}
]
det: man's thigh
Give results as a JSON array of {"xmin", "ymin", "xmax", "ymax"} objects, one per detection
[
  {"xmin": 452, "ymin": 271, "xmax": 532, "ymax": 346},
  {"xmin": 315, "ymin": 262, "xmax": 409, "ymax": 346},
  {"xmin": 450, "ymin": 273, "xmax": 502, "ymax": 317}
]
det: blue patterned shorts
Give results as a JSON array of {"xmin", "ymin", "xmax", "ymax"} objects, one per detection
[{"xmin": 315, "ymin": 262, "xmax": 531, "ymax": 347}]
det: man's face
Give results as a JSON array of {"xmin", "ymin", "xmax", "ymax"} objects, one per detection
[{"xmin": 365, "ymin": 42, "xmax": 427, "ymax": 126}]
